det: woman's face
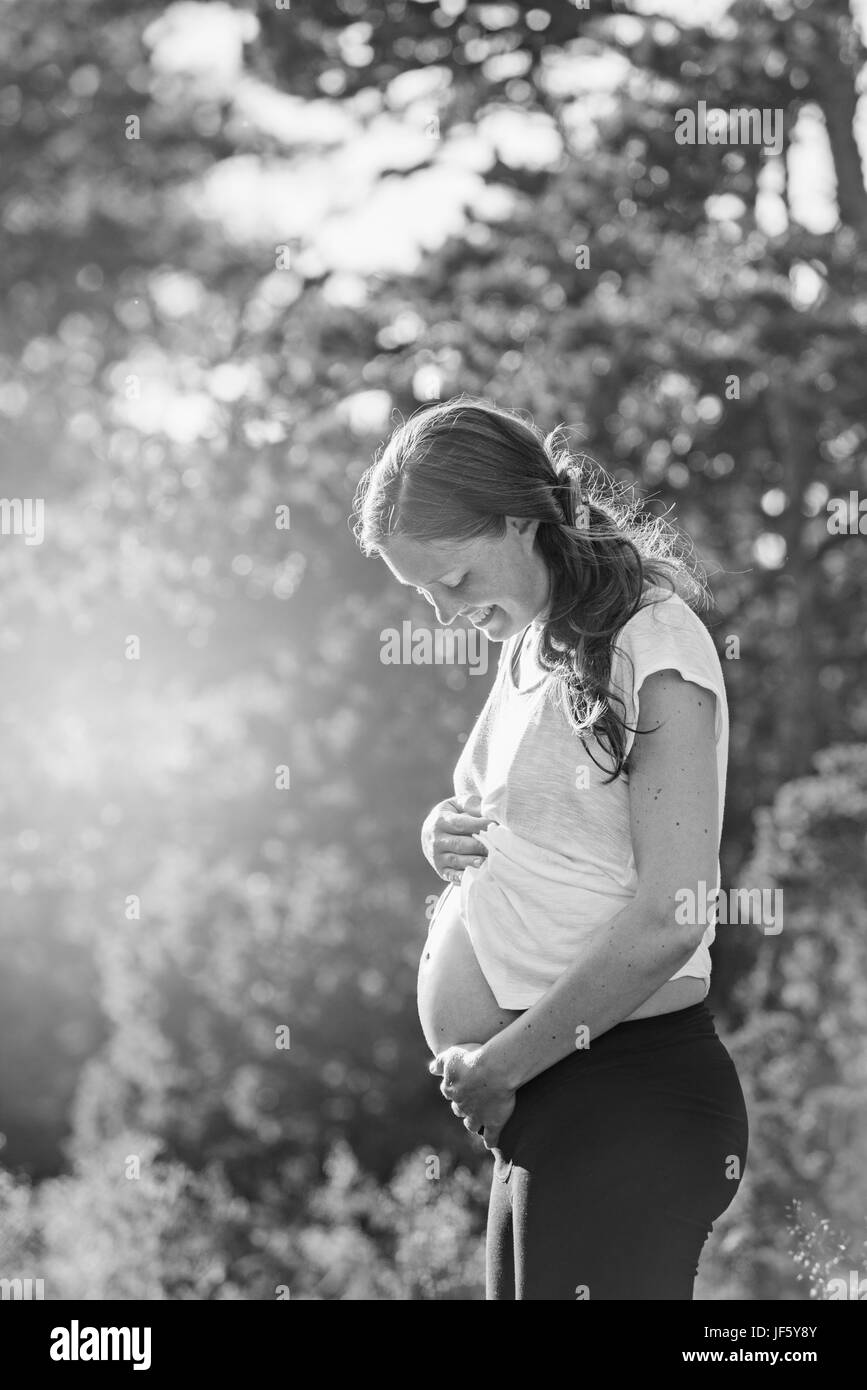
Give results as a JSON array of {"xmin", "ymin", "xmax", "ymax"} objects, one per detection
[{"xmin": 381, "ymin": 517, "xmax": 551, "ymax": 640}]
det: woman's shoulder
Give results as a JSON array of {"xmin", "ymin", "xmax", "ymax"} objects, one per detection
[
  {"xmin": 619, "ymin": 584, "xmax": 708, "ymax": 642},
  {"xmin": 607, "ymin": 584, "xmax": 728, "ymax": 748},
  {"xmin": 611, "ymin": 584, "xmax": 724, "ymax": 689}
]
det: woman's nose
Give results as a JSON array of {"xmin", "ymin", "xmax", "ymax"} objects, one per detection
[
  {"xmin": 432, "ymin": 596, "xmax": 460, "ymax": 625},
  {"xmin": 421, "ymin": 588, "xmax": 459, "ymax": 625}
]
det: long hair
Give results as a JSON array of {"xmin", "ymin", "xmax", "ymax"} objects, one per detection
[{"xmin": 350, "ymin": 395, "xmax": 711, "ymax": 781}]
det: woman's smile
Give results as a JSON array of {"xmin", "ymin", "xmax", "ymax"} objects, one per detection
[{"xmin": 464, "ymin": 604, "xmax": 497, "ymax": 626}]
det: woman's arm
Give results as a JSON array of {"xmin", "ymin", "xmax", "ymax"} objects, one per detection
[{"xmin": 476, "ymin": 667, "xmax": 720, "ymax": 1093}]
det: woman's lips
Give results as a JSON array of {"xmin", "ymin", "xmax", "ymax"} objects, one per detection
[{"xmin": 467, "ymin": 605, "xmax": 495, "ymax": 624}]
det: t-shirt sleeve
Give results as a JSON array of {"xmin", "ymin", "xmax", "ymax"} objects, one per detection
[{"xmin": 609, "ymin": 593, "xmax": 726, "ymax": 763}]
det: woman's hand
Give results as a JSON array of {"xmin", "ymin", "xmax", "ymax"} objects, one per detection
[
  {"xmin": 429, "ymin": 1043, "xmax": 517, "ymax": 1150},
  {"xmin": 421, "ymin": 797, "xmax": 494, "ymax": 884}
]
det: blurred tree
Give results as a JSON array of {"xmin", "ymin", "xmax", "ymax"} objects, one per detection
[{"xmin": 702, "ymin": 743, "xmax": 867, "ymax": 1299}]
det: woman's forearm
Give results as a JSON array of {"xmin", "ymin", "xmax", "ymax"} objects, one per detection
[{"xmin": 479, "ymin": 895, "xmax": 705, "ymax": 1092}]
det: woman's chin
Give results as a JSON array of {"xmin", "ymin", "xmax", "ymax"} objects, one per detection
[{"xmin": 486, "ymin": 613, "xmax": 526, "ymax": 641}]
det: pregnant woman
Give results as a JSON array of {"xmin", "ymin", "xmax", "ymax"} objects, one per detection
[{"xmin": 351, "ymin": 397, "xmax": 749, "ymax": 1300}]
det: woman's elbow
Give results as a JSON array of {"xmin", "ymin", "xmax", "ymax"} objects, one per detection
[{"xmin": 639, "ymin": 886, "xmax": 715, "ymax": 956}]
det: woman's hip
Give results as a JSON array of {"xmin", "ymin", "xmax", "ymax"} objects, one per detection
[{"xmin": 494, "ymin": 1002, "xmax": 749, "ymax": 1177}]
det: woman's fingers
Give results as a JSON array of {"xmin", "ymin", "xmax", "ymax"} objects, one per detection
[
  {"xmin": 439, "ymin": 861, "xmax": 481, "ymax": 882},
  {"xmin": 443, "ymin": 812, "xmax": 494, "ymax": 836},
  {"xmin": 436, "ymin": 829, "xmax": 489, "ymax": 879},
  {"xmin": 424, "ymin": 802, "xmax": 496, "ymax": 881},
  {"xmin": 421, "ymin": 799, "xmax": 493, "ymax": 875},
  {"xmin": 442, "ymin": 833, "xmax": 486, "ymax": 853},
  {"xmin": 436, "ymin": 837, "xmax": 487, "ymax": 881}
]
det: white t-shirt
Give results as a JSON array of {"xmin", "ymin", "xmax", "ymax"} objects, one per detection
[{"xmin": 446, "ymin": 585, "xmax": 729, "ymax": 1008}]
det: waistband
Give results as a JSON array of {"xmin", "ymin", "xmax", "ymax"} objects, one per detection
[
  {"xmin": 619, "ymin": 999, "xmax": 709, "ymax": 1026},
  {"xmin": 604, "ymin": 999, "xmax": 715, "ymax": 1045},
  {"xmin": 517, "ymin": 1001, "xmax": 718, "ymax": 1100}
]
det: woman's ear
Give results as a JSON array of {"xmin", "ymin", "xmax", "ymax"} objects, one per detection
[{"xmin": 508, "ymin": 516, "xmax": 540, "ymax": 542}]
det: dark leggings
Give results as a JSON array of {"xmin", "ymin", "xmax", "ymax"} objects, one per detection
[{"xmin": 486, "ymin": 1001, "xmax": 749, "ymax": 1300}]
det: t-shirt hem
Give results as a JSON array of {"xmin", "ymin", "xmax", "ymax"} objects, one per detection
[
  {"xmin": 468, "ymin": 956, "xmax": 713, "ymax": 1012},
  {"xmin": 467, "ymin": 974, "xmax": 713, "ymax": 1011}
]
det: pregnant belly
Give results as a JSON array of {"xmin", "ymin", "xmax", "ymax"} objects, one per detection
[
  {"xmin": 416, "ymin": 884, "xmax": 706, "ymax": 1056},
  {"xmin": 417, "ymin": 887, "xmax": 523, "ymax": 1054}
]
